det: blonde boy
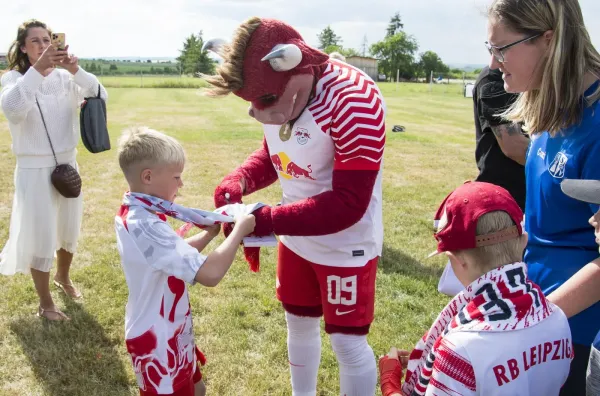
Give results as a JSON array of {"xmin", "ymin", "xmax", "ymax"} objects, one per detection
[
  {"xmin": 379, "ymin": 181, "xmax": 572, "ymax": 396},
  {"xmin": 115, "ymin": 127, "xmax": 255, "ymax": 396}
]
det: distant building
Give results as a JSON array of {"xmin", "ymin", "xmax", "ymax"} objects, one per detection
[{"xmin": 345, "ymin": 56, "xmax": 379, "ymax": 81}]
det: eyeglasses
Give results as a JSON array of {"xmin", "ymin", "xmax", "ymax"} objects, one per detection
[{"xmin": 485, "ymin": 33, "xmax": 542, "ymax": 63}]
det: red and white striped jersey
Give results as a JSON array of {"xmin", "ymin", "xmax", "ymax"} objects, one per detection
[
  {"xmin": 425, "ymin": 309, "xmax": 572, "ymax": 396},
  {"xmin": 264, "ymin": 60, "xmax": 385, "ymax": 267}
]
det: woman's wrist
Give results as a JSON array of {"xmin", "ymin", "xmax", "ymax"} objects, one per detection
[{"xmin": 68, "ymin": 65, "xmax": 80, "ymax": 75}]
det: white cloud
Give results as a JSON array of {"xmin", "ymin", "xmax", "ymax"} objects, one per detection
[{"xmin": 1, "ymin": 0, "xmax": 599, "ymax": 65}]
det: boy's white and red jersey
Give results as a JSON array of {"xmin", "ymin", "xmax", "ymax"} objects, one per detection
[
  {"xmin": 427, "ymin": 309, "xmax": 572, "ymax": 395},
  {"xmin": 264, "ymin": 60, "xmax": 385, "ymax": 267},
  {"xmin": 115, "ymin": 205, "xmax": 206, "ymax": 394}
]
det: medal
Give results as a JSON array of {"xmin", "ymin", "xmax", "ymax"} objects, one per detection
[
  {"xmin": 279, "ymin": 123, "xmax": 292, "ymax": 142},
  {"xmin": 277, "ymin": 89, "xmax": 315, "ymax": 142}
]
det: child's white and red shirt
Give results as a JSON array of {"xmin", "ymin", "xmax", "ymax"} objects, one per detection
[{"xmin": 115, "ymin": 197, "xmax": 206, "ymax": 394}]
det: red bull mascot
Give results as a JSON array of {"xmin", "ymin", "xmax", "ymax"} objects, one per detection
[{"xmin": 203, "ymin": 17, "xmax": 386, "ymax": 396}]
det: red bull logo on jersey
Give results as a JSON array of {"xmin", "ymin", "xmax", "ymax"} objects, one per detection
[
  {"xmin": 295, "ymin": 128, "xmax": 311, "ymax": 145},
  {"xmin": 270, "ymin": 152, "xmax": 316, "ymax": 180}
]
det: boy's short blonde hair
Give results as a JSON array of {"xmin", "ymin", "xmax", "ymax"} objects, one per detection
[
  {"xmin": 458, "ymin": 211, "xmax": 523, "ymax": 270},
  {"xmin": 118, "ymin": 126, "xmax": 186, "ymax": 184}
]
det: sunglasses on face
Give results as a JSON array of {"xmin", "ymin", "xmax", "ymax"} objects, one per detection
[{"xmin": 485, "ymin": 33, "xmax": 542, "ymax": 63}]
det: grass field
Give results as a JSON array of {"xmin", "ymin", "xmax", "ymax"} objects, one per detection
[
  {"xmin": 97, "ymin": 76, "xmax": 207, "ymax": 89},
  {"xmin": 0, "ymin": 80, "xmax": 478, "ymax": 395}
]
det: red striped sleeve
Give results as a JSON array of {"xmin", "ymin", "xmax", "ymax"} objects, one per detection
[
  {"xmin": 432, "ymin": 338, "xmax": 477, "ymax": 393},
  {"xmin": 309, "ymin": 64, "xmax": 386, "ymax": 171}
]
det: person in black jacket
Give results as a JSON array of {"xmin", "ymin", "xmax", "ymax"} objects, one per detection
[
  {"xmin": 438, "ymin": 66, "xmax": 529, "ymax": 297},
  {"xmin": 473, "ymin": 66, "xmax": 529, "ymax": 210}
]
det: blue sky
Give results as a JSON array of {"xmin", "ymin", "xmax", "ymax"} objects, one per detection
[{"xmin": 2, "ymin": 0, "xmax": 600, "ymax": 66}]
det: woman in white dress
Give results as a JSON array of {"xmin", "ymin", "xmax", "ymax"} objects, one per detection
[{"xmin": 0, "ymin": 19, "xmax": 107, "ymax": 320}]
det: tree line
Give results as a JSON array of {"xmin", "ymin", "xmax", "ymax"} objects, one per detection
[
  {"xmin": 317, "ymin": 13, "xmax": 472, "ymax": 82},
  {"xmin": 136, "ymin": 15, "xmax": 477, "ymax": 81}
]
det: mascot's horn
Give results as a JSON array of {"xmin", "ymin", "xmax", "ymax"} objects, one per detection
[
  {"xmin": 261, "ymin": 44, "xmax": 303, "ymax": 72},
  {"xmin": 202, "ymin": 38, "xmax": 228, "ymax": 57}
]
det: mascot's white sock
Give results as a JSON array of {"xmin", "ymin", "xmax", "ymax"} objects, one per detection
[
  {"xmin": 286, "ymin": 312, "xmax": 322, "ymax": 396},
  {"xmin": 330, "ymin": 333, "xmax": 377, "ymax": 396}
]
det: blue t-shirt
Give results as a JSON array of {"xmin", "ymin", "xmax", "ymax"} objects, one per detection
[{"xmin": 525, "ymin": 83, "xmax": 600, "ymax": 346}]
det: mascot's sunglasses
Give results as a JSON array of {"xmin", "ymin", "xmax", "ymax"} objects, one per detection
[{"xmin": 485, "ymin": 33, "xmax": 542, "ymax": 63}]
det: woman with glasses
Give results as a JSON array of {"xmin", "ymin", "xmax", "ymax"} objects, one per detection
[{"xmin": 486, "ymin": 0, "xmax": 600, "ymax": 394}]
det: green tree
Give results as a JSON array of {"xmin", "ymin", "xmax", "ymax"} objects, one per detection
[
  {"xmin": 89, "ymin": 62, "xmax": 97, "ymax": 72},
  {"xmin": 370, "ymin": 32, "xmax": 418, "ymax": 80},
  {"xmin": 109, "ymin": 64, "xmax": 118, "ymax": 71},
  {"xmin": 177, "ymin": 31, "xmax": 215, "ymax": 76},
  {"xmin": 419, "ymin": 51, "xmax": 449, "ymax": 82},
  {"xmin": 317, "ymin": 26, "xmax": 342, "ymax": 50},
  {"xmin": 386, "ymin": 12, "xmax": 404, "ymax": 37},
  {"xmin": 323, "ymin": 45, "xmax": 360, "ymax": 58}
]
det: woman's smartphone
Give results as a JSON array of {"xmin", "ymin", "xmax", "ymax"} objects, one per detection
[{"xmin": 51, "ymin": 33, "xmax": 66, "ymax": 50}]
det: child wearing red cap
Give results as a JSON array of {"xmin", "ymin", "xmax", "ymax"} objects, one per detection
[{"xmin": 379, "ymin": 181, "xmax": 572, "ymax": 396}]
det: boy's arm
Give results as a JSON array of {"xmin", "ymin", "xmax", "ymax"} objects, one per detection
[
  {"xmin": 547, "ymin": 258, "xmax": 600, "ymax": 318},
  {"xmin": 194, "ymin": 226, "xmax": 247, "ymax": 287},
  {"xmin": 135, "ymin": 217, "xmax": 249, "ymax": 288},
  {"xmin": 186, "ymin": 225, "xmax": 221, "ymax": 253},
  {"xmin": 136, "ymin": 219, "xmax": 207, "ymax": 285}
]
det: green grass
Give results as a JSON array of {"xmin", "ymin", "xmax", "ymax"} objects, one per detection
[
  {"xmin": 0, "ymin": 82, "xmax": 477, "ymax": 395},
  {"xmin": 97, "ymin": 76, "xmax": 208, "ymax": 89}
]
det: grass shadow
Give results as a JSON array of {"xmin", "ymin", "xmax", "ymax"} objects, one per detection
[
  {"xmin": 9, "ymin": 297, "xmax": 131, "ymax": 396},
  {"xmin": 379, "ymin": 243, "xmax": 443, "ymax": 284}
]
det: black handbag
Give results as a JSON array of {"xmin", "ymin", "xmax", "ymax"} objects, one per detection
[
  {"xmin": 36, "ymin": 99, "xmax": 82, "ymax": 198},
  {"xmin": 80, "ymin": 85, "xmax": 110, "ymax": 153}
]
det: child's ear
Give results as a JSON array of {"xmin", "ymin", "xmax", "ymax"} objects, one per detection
[
  {"xmin": 519, "ymin": 232, "xmax": 529, "ymax": 253},
  {"xmin": 448, "ymin": 251, "xmax": 469, "ymax": 271},
  {"xmin": 140, "ymin": 169, "xmax": 152, "ymax": 185}
]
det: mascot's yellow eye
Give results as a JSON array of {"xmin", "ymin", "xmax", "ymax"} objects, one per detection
[{"xmin": 260, "ymin": 94, "xmax": 278, "ymax": 105}]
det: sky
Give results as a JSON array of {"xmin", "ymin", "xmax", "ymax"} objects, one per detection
[{"xmin": 2, "ymin": 0, "xmax": 600, "ymax": 66}]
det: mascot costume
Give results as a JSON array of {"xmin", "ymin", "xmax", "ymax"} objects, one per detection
[{"xmin": 203, "ymin": 17, "xmax": 386, "ymax": 396}]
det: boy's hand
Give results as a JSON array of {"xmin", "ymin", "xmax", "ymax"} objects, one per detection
[
  {"xmin": 385, "ymin": 347, "xmax": 410, "ymax": 368},
  {"xmin": 234, "ymin": 214, "xmax": 256, "ymax": 236},
  {"xmin": 590, "ymin": 209, "xmax": 600, "ymax": 246},
  {"xmin": 206, "ymin": 223, "xmax": 221, "ymax": 238}
]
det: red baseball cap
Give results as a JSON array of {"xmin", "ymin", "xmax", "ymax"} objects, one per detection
[{"xmin": 428, "ymin": 181, "xmax": 523, "ymax": 257}]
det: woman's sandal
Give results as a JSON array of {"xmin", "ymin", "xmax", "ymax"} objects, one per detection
[
  {"xmin": 37, "ymin": 306, "xmax": 70, "ymax": 321},
  {"xmin": 53, "ymin": 279, "xmax": 83, "ymax": 299}
]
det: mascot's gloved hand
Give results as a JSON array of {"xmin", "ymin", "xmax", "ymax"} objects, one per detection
[
  {"xmin": 214, "ymin": 171, "xmax": 245, "ymax": 237},
  {"xmin": 251, "ymin": 206, "xmax": 274, "ymax": 236},
  {"xmin": 242, "ymin": 205, "xmax": 274, "ymax": 273}
]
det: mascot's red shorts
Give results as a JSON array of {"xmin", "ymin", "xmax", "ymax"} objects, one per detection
[{"xmin": 276, "ymin": 242, "xmax": 378, "ymax": 335}]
